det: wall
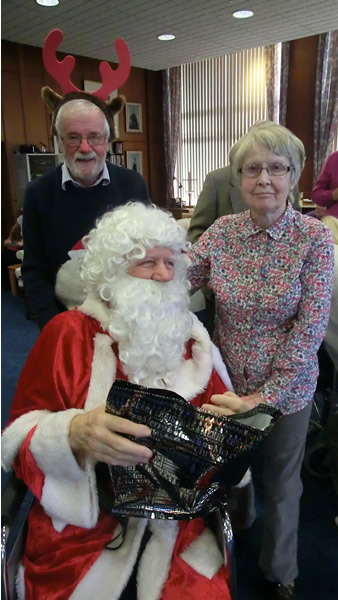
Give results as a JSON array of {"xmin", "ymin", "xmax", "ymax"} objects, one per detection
[
  {"xmin": 1, "ymin": 34, "xmax": 322, "ymax": 237},
  {"xmin": 1, "ymin": 40, "xmax": 166, "ymax": 238},
  {"xmin": 286, "ymin": 35, "xmax": 319, "ymax": 198}
]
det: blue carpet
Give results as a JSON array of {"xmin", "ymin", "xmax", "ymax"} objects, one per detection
[
  {"xmin": 1, "ymin": 290, "xmax": 39, "ymax": 427},
  {"xmin": 1, "ymin": 290, "xmax": 338, "ymax": 599}
]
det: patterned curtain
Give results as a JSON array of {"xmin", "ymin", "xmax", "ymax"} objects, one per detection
[
  {"xmin": 264, "ymin": 42, "xmax": 290, "ymax": 125},
  {"xmin": 279, "ymin": 42, "xmax": 290, "ymax": 126},
  {"xmin": 313, "ymin": 30, "xmax": 338, "ymax": 178},
  {"xmin": 163, "ymin": 67, "xmax": 181, "ymax": 201}
]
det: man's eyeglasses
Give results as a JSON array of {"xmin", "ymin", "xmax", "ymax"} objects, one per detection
[
  {"xmin": 61, "ymin": 133, "xmax": 107, "ymax": 148},
  {"xmin": 239, "ymin": 163, "xmax": 292, "ymax": 178}
]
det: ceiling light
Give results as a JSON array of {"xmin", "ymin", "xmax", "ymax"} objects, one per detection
[
  {"xmin": 36, "ymin": 0, "xmax": 59, "ymax": 6},
  {"xmin": 232, "ymin": 10, "xmax": 254, "ymax": 19},
  {"xmin": 158, "ymin": 34, "xmax": 176, "ymax": 41}
]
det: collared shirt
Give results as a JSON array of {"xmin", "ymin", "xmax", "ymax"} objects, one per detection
[
  {"xmin": 61, "ymin": 162, "xmax": 110, "ymax": 190},
  {"xmin": 188, "ymin": 204, "xmax": 334, "ymax": 414}
]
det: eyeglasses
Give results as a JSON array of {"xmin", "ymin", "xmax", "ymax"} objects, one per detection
[
  {"xmin": 61, "ymin": 133, "xmax": 107, "ymax": 148},
  {"xmin": 239, "ymin": 163, "xmax": 292, "ymax": 178}
]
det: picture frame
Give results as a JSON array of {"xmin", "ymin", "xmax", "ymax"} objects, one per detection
[
  {"xmin": 125, "ymin": 102, "xmax": 143, "ymax": 133},
  {"xmin": 126, "ymin": 151, "xmax": 143, "ymax": 175},
  {"xmin": 83, "ymin": 80, "xmax": 119, "ymax": 139}
]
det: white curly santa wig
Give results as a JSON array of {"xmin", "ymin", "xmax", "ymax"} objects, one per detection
[{"xmin": 80, "ymin": 202, "xmax": 191, "ymax": 302}]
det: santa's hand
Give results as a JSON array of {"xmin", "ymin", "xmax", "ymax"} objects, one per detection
[
  {"xmin": 201, "ymin": 391, "xmax": 264, "ymax": 415},
  {"xmin": 69, "ymin": 405, "xmax": 152, "ymax": 468}
]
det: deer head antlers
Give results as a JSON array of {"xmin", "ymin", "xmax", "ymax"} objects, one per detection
[{"xmin": 42, "ymin": 29, "xmax": 131, "ymax": 100}]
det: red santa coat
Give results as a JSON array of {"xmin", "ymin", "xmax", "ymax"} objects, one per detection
[{"xmin": 2, "ymin": 297, "xmax": 233, "ymax": 600}]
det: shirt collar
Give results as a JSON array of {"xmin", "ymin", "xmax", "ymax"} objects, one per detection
[
  {"xmin": 61, "ymin": 162, "xmax": 110, "ymax": 190},
  {"xmin": 241, "ymin": 202, "xmax": 294, "ymax": 241}
]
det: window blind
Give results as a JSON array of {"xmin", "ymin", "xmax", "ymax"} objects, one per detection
[{"xmin": 175, "ymin": 46, "xmax": 267, "ymax": 206}]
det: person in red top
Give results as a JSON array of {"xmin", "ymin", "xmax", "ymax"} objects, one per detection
[
  {"xmin": 2, "ymin": 202, "xmax": 236, "ymax": 600},
  {"xmin": 312, "ymin": 150, "xmax": 338, "ymax": 219}
]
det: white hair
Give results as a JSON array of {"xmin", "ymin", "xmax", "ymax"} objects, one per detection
[
  {"xmin": 229, "ymin": 122, "xmax": 306, "ymax": 186},
  {"xmin": 55, "ymin": 99, "xmax": 110, "ymax": 139},
  {"xmin": 80, "ymin": 202, "xmax": 191, "ymax": 301}
]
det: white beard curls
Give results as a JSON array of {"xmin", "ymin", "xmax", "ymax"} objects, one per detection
[{"xmin": 105, "ymin": 274, "xmax": 193, "ymax": 389}]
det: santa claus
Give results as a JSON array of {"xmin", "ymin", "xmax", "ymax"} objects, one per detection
[{"xmin": 2, "ymin": 202, "xmax": 237, "ymax": 600}]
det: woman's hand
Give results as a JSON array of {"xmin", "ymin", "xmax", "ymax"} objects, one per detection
[
  {"xmin": 69, "ymin": 405, "xmax": 152, "ymax": 469},
  {"xmin": 201, "ymin": 391, "xmax": 264, "ymax": 415}
]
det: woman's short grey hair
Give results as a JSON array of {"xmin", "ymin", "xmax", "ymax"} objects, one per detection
[
  {"xmin": 55, "ymin": 99, "xmax": 110, "ymax": 139},
  {"xmin": 229, "ymin": 121, "xmax": 306, "ymax": 186}
]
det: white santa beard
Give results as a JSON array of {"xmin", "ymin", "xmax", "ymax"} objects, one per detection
[{"xmin": 106, "ymin": 275, "xmax": 193, "ymax": 388}]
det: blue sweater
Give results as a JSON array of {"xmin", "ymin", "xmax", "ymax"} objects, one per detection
[{"xmin": 22, "ymin": 163, "xmax": 150, "ymax": 329}]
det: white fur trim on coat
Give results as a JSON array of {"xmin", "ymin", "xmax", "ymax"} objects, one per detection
[
  {"xmin": 180, "ymin": 527, "xmax": 224, "ymax": 579},
  {"xmin": 1, "ymin": 410, "xmax": 48, "ymax": 472},
  {"xmin": 15, "ymin": 563, "xmax": 25, "ymax": 600},
  {"xmin": 84, "ymin": 332, "xmax": 116, "ymax": 410},
  {"xmin": 69, "ymin": 518, "xmax": 147, "ymax": 600},
  {"xmin": 31, "ymin": 332, "xmax": 117, "ymax": 530},
  {"xmin": 29, "ymin": 409, "xmax": 98, "ymax": 531},
  {"xmin": 137, "ymin": 520, "xmax": 179, "ymax": 600},
  {"xmin": 78, "ymin": 294, "xmax": 112, "ymax": 332},
  {"xmin": 167, "ymin": 314, "xmax": 214, "ymax": 401}
]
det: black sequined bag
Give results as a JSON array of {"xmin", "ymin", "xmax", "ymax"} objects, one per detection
[{"xmin": 103, "ymin": 379, "xmax": 281, "ymax": 520}]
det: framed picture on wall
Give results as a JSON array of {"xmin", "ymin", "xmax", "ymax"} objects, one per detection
[
  {"xmin": 84, "ymin": 81, "xmax": 120, "ymax": 139},
  {"xmin": 126, "ymin": 151, "xmax": 143, "ymax": 175},
  {"xmin": 125, "ymin": 103, "xmax": 142, "ymax": 132}
]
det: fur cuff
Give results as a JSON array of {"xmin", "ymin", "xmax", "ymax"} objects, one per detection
[
  {"xmin": 29, "ymin": 409, "xmax": 88, "ymax": 480},
  {"xmin": 29, "ymin": 409, "xmax": 99, "ymax": 530},
  {"xmin": 1, "ymin": 410, "xmax": 48, "ymax": 471}
]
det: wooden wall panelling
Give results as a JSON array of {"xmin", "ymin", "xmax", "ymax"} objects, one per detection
[
  {"xmin": 1, "ymin": 142, "xmax": 16, "ymax": 240},
  {"xmin": 1, "ymin": 41, "xmax": 167, "ymax": 210},
  {"xmin": 1, "ymin": 69, "xmax": 26, "ymax": 215},
  {"xmin": 1, "ymin": 40, "xmax": 18, "ymax": 72},
  {"xmin": 119, "ymin": 66, "xmax": 147, "ymax": 141},
  {"xmin": 19, "ymin": 74, "xmax": 50, "ymax": 150},
  {"xmin": 145, "ymin": 70, "xmax": 166, "ymax": 206},
  {"xmin": 286, "ymin": 36, "xmax": 319, "ymax": 198},
  {"xmin": 123, "ymin": 140, "xmax": 148, "ymax": 183}
]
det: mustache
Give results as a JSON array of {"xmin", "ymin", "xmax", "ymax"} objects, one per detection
[{"xmin": 73, "ymin": 150, "xmax": 97, "ymax": 160}]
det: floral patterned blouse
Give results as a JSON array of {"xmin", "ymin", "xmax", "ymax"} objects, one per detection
[{"xmin": 188, "ymin": 204, "xmax": 334, "ymax": 414}]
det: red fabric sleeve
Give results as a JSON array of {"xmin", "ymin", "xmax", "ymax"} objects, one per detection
[
  {"xmin": 7, "ymin": 310, "xmax": 99, "ymax": 425},
  {"xmin": 191, "ymin": 369, "xmax": 228, "ymax": 408}
]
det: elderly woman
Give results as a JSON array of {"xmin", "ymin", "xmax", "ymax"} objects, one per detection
[{"xmin": 188, "ymin": 122, "xmax": 334, "ymax": 600}]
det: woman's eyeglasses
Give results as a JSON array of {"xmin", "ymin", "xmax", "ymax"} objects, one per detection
[{"xmin": 239, "ymin": 163, "xmax": 292, "ymax": 178}]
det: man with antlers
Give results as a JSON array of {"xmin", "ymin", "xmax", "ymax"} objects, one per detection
[{"xmin": 21, "ymin": 29, "xmax": 150, "ymax": 330}]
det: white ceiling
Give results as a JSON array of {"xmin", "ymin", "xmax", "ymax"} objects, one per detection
[{"xmin": 2, "ymin": 0, "xmax": 338, "ymax": 71}]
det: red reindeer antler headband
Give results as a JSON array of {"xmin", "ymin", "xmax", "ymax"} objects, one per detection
[{"xmin": 41, "ymin": 28, "xmax": 131, "ymax": 140}]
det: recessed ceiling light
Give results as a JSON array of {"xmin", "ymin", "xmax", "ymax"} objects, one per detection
[
  {"xmin": 232, "ymin": 10, "xmax": 254, "ymax": 19},
  {"xmin": 36, "ymin": 0, "xmax": 59, "ymax": 6},
  {"xmin": 158, "ymin": 34, "xmax": 176, "ymax": 41}
]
